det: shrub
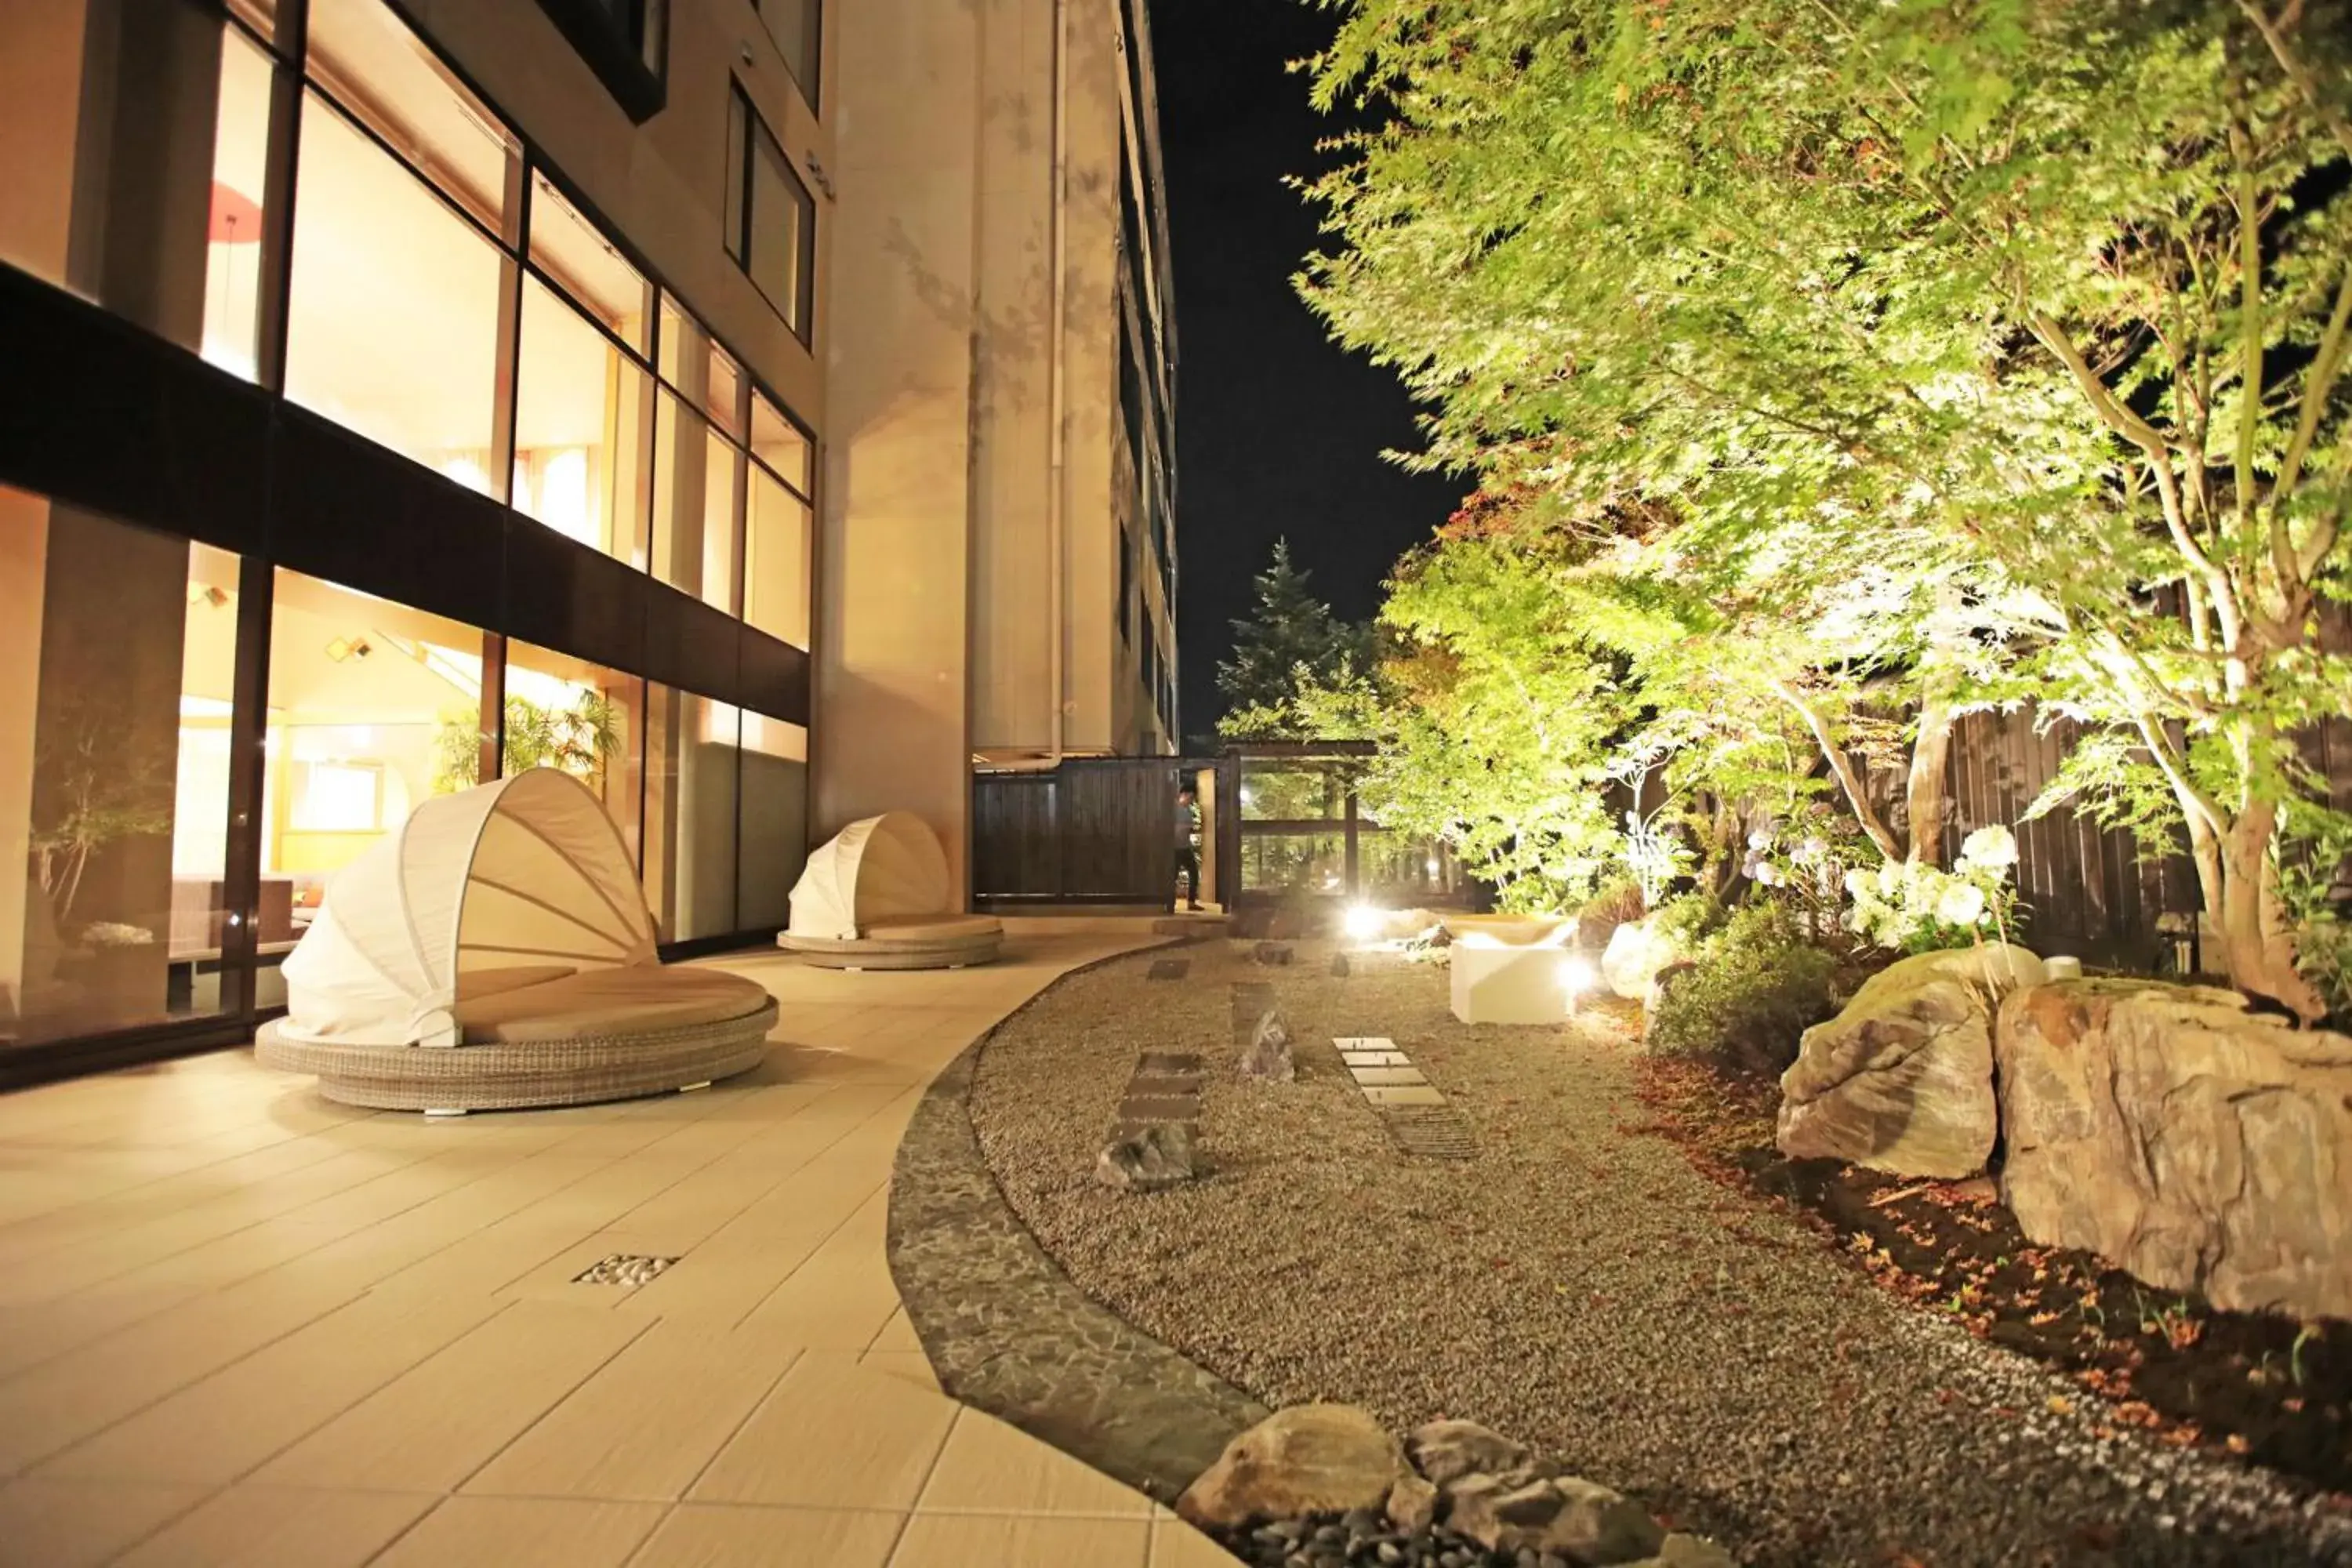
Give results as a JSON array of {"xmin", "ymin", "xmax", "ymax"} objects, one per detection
[
  {"xmin": 1575, "ymin": 877, "xmax": 1647, "ymax": 942},
  {"xmin": 1646, "ymin": 898, "xmax": 1838, "ymax": 1075}
]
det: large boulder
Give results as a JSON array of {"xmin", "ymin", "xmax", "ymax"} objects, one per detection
[
  {"xmin": 1602, "ymin": 917, "xmax": 1679, "ymax": 1001},
  {"xmin": 1777, "ymin": 944, "xmax": 2045, "ymax": 1178},
  {"xmin": 1996, "ymin": 978, "xmax": 2352, "ymax": 1319},
  {"xmin": 1175, "ymin": 1404, "xmax": 1404, "ymax": 1529}
]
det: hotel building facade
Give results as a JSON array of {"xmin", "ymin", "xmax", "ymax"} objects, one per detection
[{"xmin": 0, "ymin": 0, "xmax": 1179, "ymax": 1083}]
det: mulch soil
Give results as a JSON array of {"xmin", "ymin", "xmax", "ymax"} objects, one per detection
[{"xmin": 1633, "ymin": 1044, "xmax": 2352, "ymax": 1503}]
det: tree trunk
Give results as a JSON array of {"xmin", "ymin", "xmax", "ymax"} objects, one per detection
[
  {"xmin": 2213, "ymin": 800, "xmax": 2329, "ymax": 1022},
  {"xmin": 1772, "ymin": 679, "xmax": 1903, "ymax": 862},
  {"xmin": 1906, "ymin": 692, "xmax": 1955, "ymax": 866}
]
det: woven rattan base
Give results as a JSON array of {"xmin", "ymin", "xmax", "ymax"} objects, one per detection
[{"xmin": 254, "ymin": 999, "xmax": 779, "ymax": 1112}]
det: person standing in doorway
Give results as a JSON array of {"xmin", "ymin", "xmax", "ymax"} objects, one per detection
[{"xmin": 1174, "ymin": 783, "xmax": 1203, "ymax": 912}]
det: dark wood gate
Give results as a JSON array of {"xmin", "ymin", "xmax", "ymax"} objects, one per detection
[{"xmin": 971, "ymin": 757, "xmax": 1232, "ymax": 908}]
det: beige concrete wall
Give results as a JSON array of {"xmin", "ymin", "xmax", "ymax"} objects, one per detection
[
  {"xmin": 1056, "ymin": 0, "xmax": 1123, "ymax": 757},
  {"xmin": 406, "ymin": 0, "xmax": 828, "ymax": 428},
  {"xmin": 815, "ymin": 0, "xmax": 982, "ymax": 891},
  {"xmin": 956, "ymin": 0, "xmax": 1136, "ymax": 760},
  {"xmin": 964, "ymin": 0, "xmax": 1056, "ymax": 757}
]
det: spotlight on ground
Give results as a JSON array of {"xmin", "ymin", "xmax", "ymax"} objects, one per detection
[{"xmin": 1558, "ymin": 954, "xmax": 1597, "ymax": 1015}]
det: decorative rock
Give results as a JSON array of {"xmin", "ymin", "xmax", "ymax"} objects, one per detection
[
  {"xmin": 1331, "ymin": 953, "xmax": 1352, "ymax": 978},
  {"xmin": 1240, "ymin": 1008, "xmax": 1296, "ymax": 1081},
  {"xmin": 1385, "ymin": 1472, "xmax": 1439, "ymax": 1534},
  {"xmin": 1407, "ymin": 1420, "xmax": 1528, "ymax": 1486},
  {"xmin": 1600, "ymin": 917, "xmax": 1678, "ymax": 1001},
  {"xmin": 1543, "ymin": 1478, "xmax": 1666, "ymax": 1565},
  {"xmin": 1176, "ymin": 1404, "xmax": 1406, "ymax": 1529},
  {"xmin": 1996, "ymin": 978, "xmax": 2352, "ymax": 1319},
  {"xmin": 1256, "ymin": 941, "xmax": 1297, "ymax": 966},
  {"xmin": 1094, "ymin": 1121, "xmax": 1196, "ymax": 1192},
  {"xmin": 1776, "ymin": 943, "xmax": 2045, "ymax": 1178},
  {"xmin": 1446, "ymin": 1476, "xmax": 1563, "ymax": 1547},
  {"xmin": 1447, "ymin": 1473, "xmax": 1663, "ymax": 1564},
  {"xmin": 1628, "ymin": 1534, "xmax": 1737, "ymax": 1568}
]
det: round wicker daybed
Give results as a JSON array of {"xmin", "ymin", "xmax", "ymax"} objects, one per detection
[
  {"xmin": 256, "ymin": 769, "xmax": 776, "ymax": 1113},
  {"xmin": 777, "ymin": 813, "xmax": 1003, "ymax": 971}
]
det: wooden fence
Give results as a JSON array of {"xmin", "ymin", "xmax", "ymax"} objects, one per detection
[
  {"xmin": 971, "ymin": 757, "xmax": 1218, "ymax": 907},
  {"xmin": 969, "ymin": 706, "xmax": 2352, "ymax": 956}
]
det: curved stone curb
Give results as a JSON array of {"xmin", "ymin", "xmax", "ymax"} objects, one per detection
[{"xmin": 886, "ymin": 943, "xmax": 1269, "ymax": 1502}]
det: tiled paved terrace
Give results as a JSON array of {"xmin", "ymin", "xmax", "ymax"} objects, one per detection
[{"xmin": 0, "ymin": 921, "xmax": 1239, "ymax": 1567}]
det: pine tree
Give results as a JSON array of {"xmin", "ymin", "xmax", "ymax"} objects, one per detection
[{"xmin": 1215, "ymin": 540, "xmax": 1370, "ymax": 739}]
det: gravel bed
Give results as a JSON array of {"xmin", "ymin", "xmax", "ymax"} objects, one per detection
[{"xmin": 968, "ymin": 940, "xmax": 2352, "ymax": 1568}]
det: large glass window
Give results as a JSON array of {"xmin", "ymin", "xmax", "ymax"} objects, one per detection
[
  {"xmin": 756, "ymin": 0, "xmax": 820, "ymax": 103},
  {"xmin": 644, "ymin": 687, "xmax": 739, "ymax": 941},
  {"xmin": 515, "ymin": 278, "xmax": 653, "ymax": 564},
  {"xmin": 528, "ymin": 173, "xmax": 652, "ymax": 355},
  {"xmin": 263, "ymin": 571, "xmax": 492, "ymax": 957},
  {"xmin": 751, "ymin": 391, "xmax": 811, "ymax": 495},
  {"xmin": 506, "ymin": 642, "xmax": 646, "ymax": 868},
  {"xmin": 282, "ymin": 93, "xmax": 504, "ymax": 489},
  {"xmin": 305, "ymin": 0, "xmax": 516, "ymax": 232},
  {"xmin": 1, "ymin": 488, "xmax": 244, "ymax": 1047},
  {"xmin": 724, "ymin": 86, "xmax": 815, "ymax": 340},
  {"xmin": 201, "ymin": 25, "xmax": 274, "ymax": 383},
  {"xmin": 746, "ymin": 468, "xmax": 811, "ymax": 650},
  {"xmin": 738, "ymin": 713, "xmax": 807, "ymax": 930},
  {"xmin": 650, "ymin": 392, "xmax": 739, "ymax": 613}
]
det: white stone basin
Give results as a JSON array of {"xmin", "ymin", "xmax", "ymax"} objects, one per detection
[{"xmin": 1450, "ymin": 933, "xmax": 1587, "ymax": 1025}]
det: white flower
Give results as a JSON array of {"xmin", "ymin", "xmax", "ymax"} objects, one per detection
[
  {"xmin": 1748, "ymin": 827, "xmax": 1774, "ymax": 850},
  {"xmin": 1935, "ymin": 882, "xmax": 1987, "ymax": 927},
  {"xmin": 1959, "ymin": 824, "xmax": 2019, "ymax": 871},
  {"xmin": 1754, "ymin": 862, "xmax": 1783, "ymax": 887},
  {"xmin": 1844, "ymin": 868, "xmax": 1875, "ymax": 898}
]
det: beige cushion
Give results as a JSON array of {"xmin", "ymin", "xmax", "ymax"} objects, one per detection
[
  {"xmin": 452, "ymin": 965, "xmax": 772, "ymax": 1046},
  {"xmin": 455, "ymin": 964, "xmax": 579, "ymax": 1002}
]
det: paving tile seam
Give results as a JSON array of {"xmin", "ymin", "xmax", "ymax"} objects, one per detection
[
  {"xmin": 0, "ymin": 1135, "xmax": 464, "ymax": 1285},
  {"xmin": 25, "ymin": 1294, "xmax": 510, "ymax": 1491},
  {"xmin": 0, "ymin": 1277, "xmax": 380, "ymax": 1479},
  {"xmin": 434, "ymin": 1308, "xmax": 663, "ymax": 1501}
]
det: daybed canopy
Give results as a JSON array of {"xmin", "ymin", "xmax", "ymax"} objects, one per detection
[
  {"xmin": 786, "ymin": 812, "xmax": 953, "ymax": 942},
  {"xmin": 278, "ymin": 768, "xmax": 657, "ymax": 1047}
]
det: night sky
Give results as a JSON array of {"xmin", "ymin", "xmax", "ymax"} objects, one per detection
[{"xmin": 1149, "ymin": 1, "xmax": 1467, "ymax": 742}]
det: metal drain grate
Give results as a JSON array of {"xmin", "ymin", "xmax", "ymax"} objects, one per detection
[
  {"xmin": 1379, "ymin": 1105, "xmax": 1478, "ymax": 1160},
  {"xmin": 573, "ymin": 1254, "xmax": 678, "ymax": 1287},
  {"xmin": 1148, "ymin": 957, "xmax": 1192, "ymax": 981}
]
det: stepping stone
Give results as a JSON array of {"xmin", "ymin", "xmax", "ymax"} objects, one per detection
[
  {"xmin": 1348, "ymin": 1065, "xmax": 1426, "ymax": 1087},
  {"xmin": 1120, "ymin": 1094, "xmax": 1201, "ymax": 1123},
  {"xmin": 1361, "ymin": 1084, "xmax": 1446, "ymax": 1107},
  {"xmin": 1338, "ymin": 1050, "xmax": 1412, "ymax": 1068},
  {"xmin": 1128, "ymin": 1075, "xmax": 1200, "ymax": 1098},
  {"xmin": 1148, "ymin": 957, "xmax": 1192, "ymax": 981},
  {"xmin": 1333, "ymin": 1036, "xmax": 1396, "ymax": 1050},
  {"xmin": 1381, "ymin": 1105, "xmax": 1478, "ymax": 1160},
  {"xmin": 1138, "ymin": 1051, "xmax": 1203, "ymax": 1074}
]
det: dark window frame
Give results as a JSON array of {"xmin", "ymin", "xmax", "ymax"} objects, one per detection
[
  {"xmin": 752, "ymin": 0, "xmax": 822, "ymax": 111},
  {"xmin": 530, "ymin": 0, "xmax": 668, "ymax": 122},
  {"xmin": 725, "ymin": 83, "xmax": 817, "ymax": 347}
]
